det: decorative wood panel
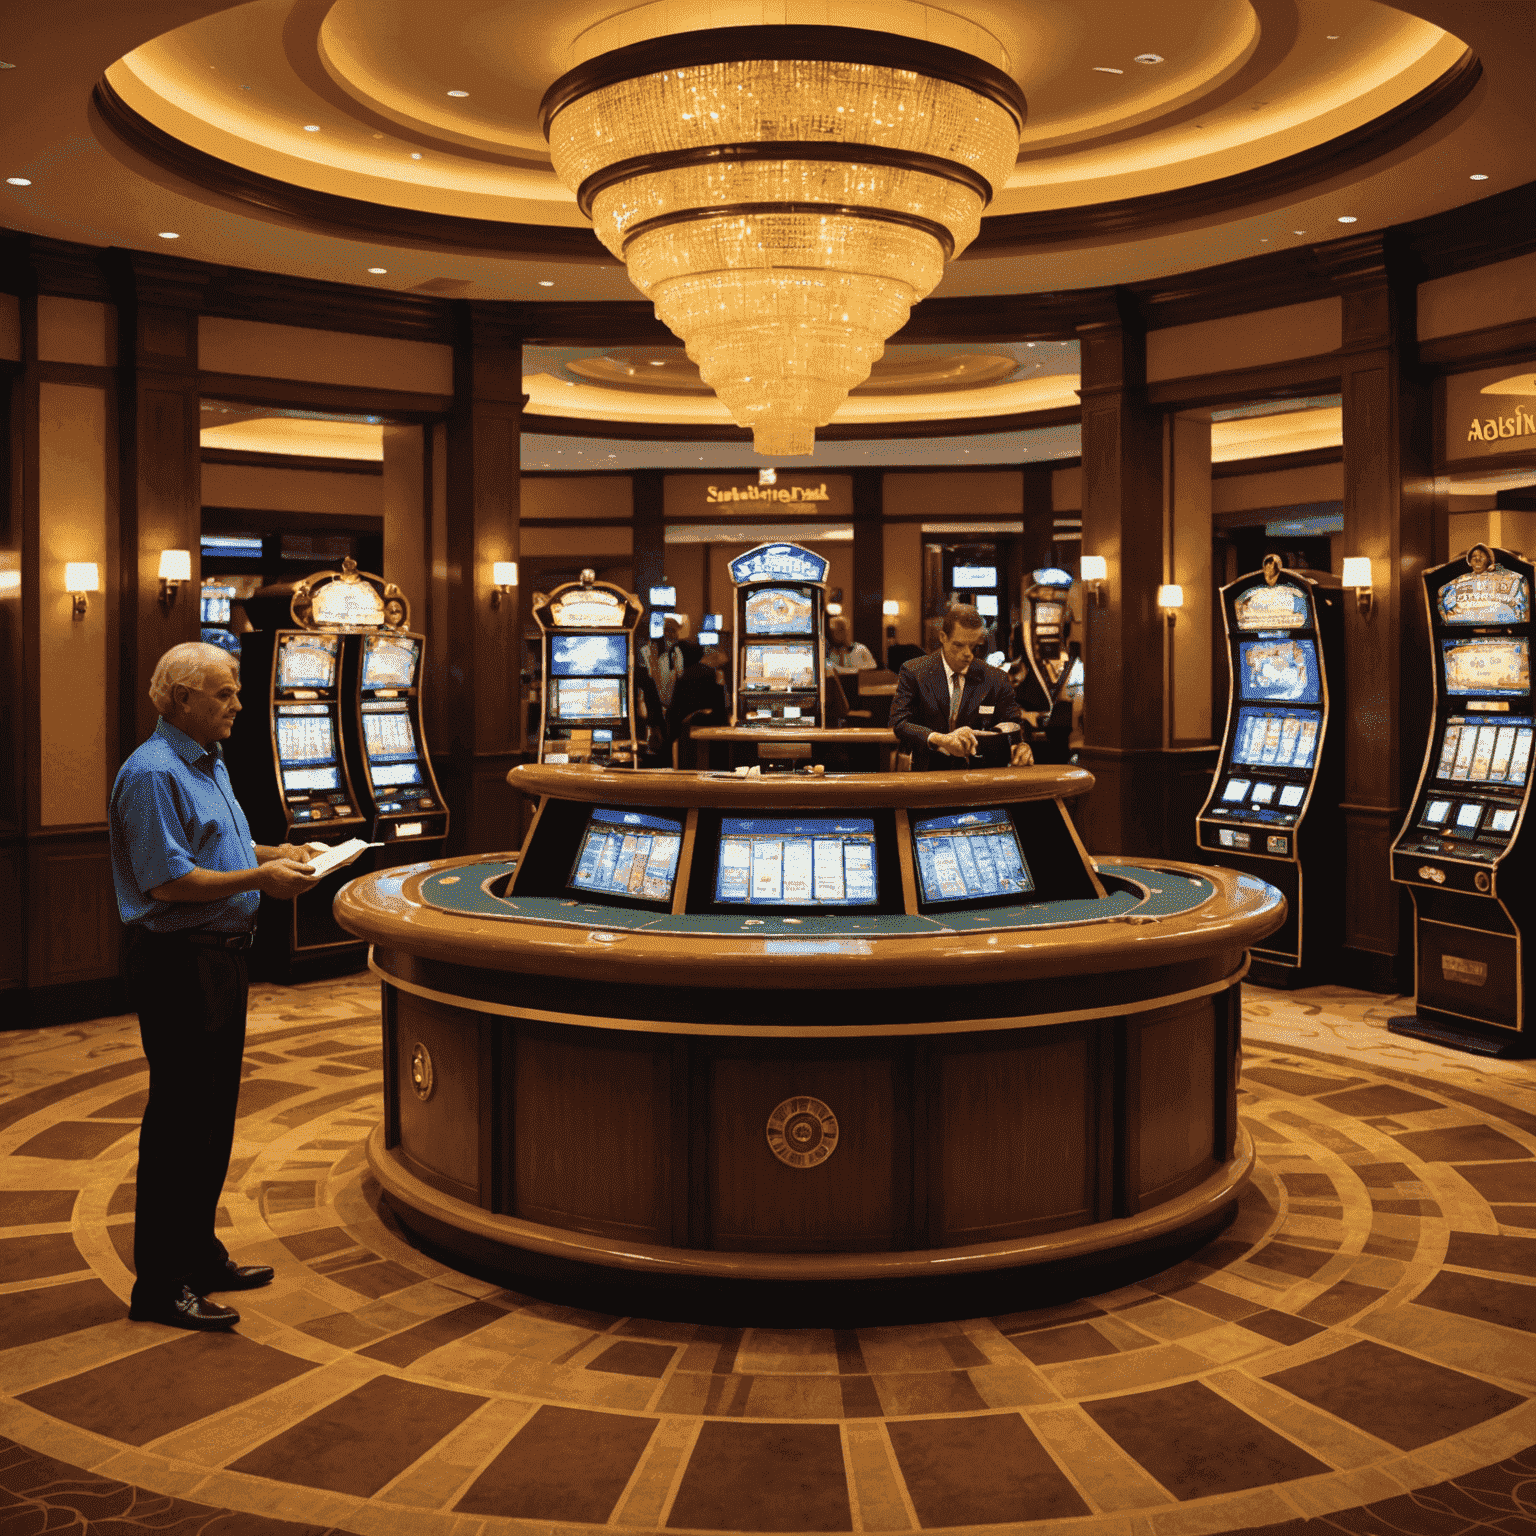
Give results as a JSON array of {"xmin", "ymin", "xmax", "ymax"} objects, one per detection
[
  {"xmin": 394, "ymin": 991, "xmax": 482, "ymax": 1201},
  {"xmin": 1137, "ymin": 1000, "xmax": 1217, "ymax": 1206},
  {"xmin": 24, "ymin": 838, "xmax": 116, "ymax": 985},
  {"xmin": 0, "ymin": 841, "xmax": 23, "ymax": 989}
]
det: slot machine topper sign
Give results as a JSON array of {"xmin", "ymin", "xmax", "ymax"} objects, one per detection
[{"xmin": 291, "ymin": 557, "xmax": 411, "ymax": 632}]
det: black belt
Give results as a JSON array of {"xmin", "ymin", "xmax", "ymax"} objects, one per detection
[{"xmin": 141, "ymin": 928, "xmax": 254, "ymax": 951}]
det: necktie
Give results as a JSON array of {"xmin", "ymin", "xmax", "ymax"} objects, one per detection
[{"xmin": 948, "ymin": 670, "xmax": 962, "ymax": 730}]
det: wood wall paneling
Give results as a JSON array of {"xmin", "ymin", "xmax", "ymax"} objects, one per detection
[
  {"xmin": 1136, "ymin": 1000, "xmax": 1218, "ymax": 1206},
  {"xmin": 631, "ymin": 470, "xmax": 665, "ymax": 611},
  {"xmin": 1418, "ymin": 249, "xmax": 1536, "ymax": 343},
  {"xmin": 382, "ymin": 425, "xmax": 427, "ymax": 620},
  {"xmin": 1146, "ymin": 299, "xmax": 1342, "ymax": 385},
  {"xmin": 0, "ymin": 841, "xmax": 22, "ymax": 991},
  {"xmin": 851, "ymin": 468, "xmax": 884, "ymax": 656},
  {"xmin": 201, "ymin": 460, "xmax": 384, "ymax": 519},
  {"xmin": 26, "ymin": 835, "xmax": 118, "ymax": 986},
  {"xmin": 198, "ymin": 315, "xmax": 454, "ymax": 395},
  {"xmin": 1170, "ymin": 415, "xmax": 1213, "ymax": 745},
  {"xmin": 394, "ymin": 991, "xmax": 482, "ymax": 1201}
]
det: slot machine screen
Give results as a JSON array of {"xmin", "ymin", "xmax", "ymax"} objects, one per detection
[
  {"xmin": 275, "ymin": 633, "xmax": 339, "ymax": 691},
  {"xmin": 1237, "ymin": 639, "xmax": 1321, "ymax": 704},
  {"xmin": 1441, "ymin": 638, "xmax": 1529, "ymax": 698},
  {"xmin": 1033, "ymin": 601, "xmax": 1064, "ymax": 628},
  {"xmin": 743, "ymin": 587, "xmax": 814, "ymax": 636},
  {"xmin": 554, "ymin": 677, "xmax": 626, "ymax": 719},
  {"xmin": 741, "ymin": 644, "xmax": 815, "ymax": 690},
  {"xmin": 362, "ymin": 703, "xmax": 422, "ymax": 787},
  {"xmin": 911, "ymin": 808, "xmax": 1033, "ymax": 905},
  {"xmin": 569, "ymin": 808, "xmax": 684, "ymax": 903},
  {"xmin": 1232, "ymin": 706, "xmax": 1320, "ymax": 770},
  {"xmin": 361, "ymin": 635, "xmax": 420, "ymax": 689},
  {"xmin": 1434, "ymin": 718, "xmax": 1533, "ymax": 785},
  {"xmin": 951, "ymin": 566, "xmax": 997, "ymax": 588},
  {"xmin": 715, "ymin": 818, "xmax": 877, "ymax": 907},
  {"xmin": 275, "ymin": 707, "xmax": 340, "ymax": 791},
  {"xmin": 550, "ymin": 633, "xmax": 629, "ymax": 676},
  {"xmin": 200, "ymin": 586, "xmax": 233, "ymax": 624}
]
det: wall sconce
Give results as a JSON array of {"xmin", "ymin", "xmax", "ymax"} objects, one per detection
[
  {"xmin": 491, "ymin": 561, "xmax": 518, "ymax": 609},
  {"xmin": 1157, "ymin": 584, "xmax": 1184, "ymax": 627},
  {"xmin": 158, "ymin": 548, "xmax": 191, "ymax": 606},
  {"xmin": 65, "ymin": 562, "xmax": 99, "ymax": 621},
  {"xmin": 1341, "ymin": 556, "xmax": 1374, "ymax": 617},
  {"xmin": 1080, "ymin": 555, "xmax": 1107, "ymax": 606},
  {"xmin": 825, "ymin": 601, "xmax": 843, "ymax": 617},
  {"xmin": 882, "ymin": 599, "xmax": 900, "ymax": 618}
]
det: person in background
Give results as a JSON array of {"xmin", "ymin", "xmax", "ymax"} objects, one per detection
[
  {"xmin": 109, "ymin": 643, "xmax": 319, "ymax": 1331},
  {"xmin": 638, "ymin": 616, "xmax": 687, "ymax": 709},
  {"xmin": 826, "ymin": 616, "xmax": 877, "ymax": 676},
  {"xmin": 667, "ymin": 644, "xmax": 731, "ymax": 743}
]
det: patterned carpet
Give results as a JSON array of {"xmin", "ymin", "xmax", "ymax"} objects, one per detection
[{"xmin": 1, "ymin": 976, "xmax": 1534, "ymax": 1535}]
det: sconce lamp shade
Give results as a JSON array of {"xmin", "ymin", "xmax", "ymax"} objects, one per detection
[
  {"xmin": 65, "ymin": 562, "xmax": 100, "ymax": 592},
  {"xmin": 492, "ymin": 562, "xmax": 519, "ymax": 587},
  {"xmin": 158, "ymin": 549, "xmax": 192, "ymax": 582},
  {"xmin": 1157, "ymin": 584, "xmax": 1185, "ymax": 610},
  {"xmin": 825, "ymin": 602, "xmax": 843, "ymax": 617},
  {"xmin": 1341, "ymin": 557, "xmax": 1372, "ymax": 588},
  {"xmin": 882, "ymin": 600, "xmax": 900, "ymax": 617},
  {"xmin": 1080, "ymin": 556, "xmax": 1108, "ymax": 582}
]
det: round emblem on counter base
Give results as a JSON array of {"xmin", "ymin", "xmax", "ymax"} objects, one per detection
[
  {"xmin": 410, "ymin": 1042, "xmax": 435, "ymax": 1101},
  {"xmin": 767, "ymin": 1097, "xmax": 838, "ymax": 1168}
]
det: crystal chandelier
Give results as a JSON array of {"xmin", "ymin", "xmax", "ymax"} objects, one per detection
[{"xmin": 542, "ymin": 27, "xmax": 1024, "ymax": 456}]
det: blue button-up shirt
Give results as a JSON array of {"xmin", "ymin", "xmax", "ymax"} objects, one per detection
[{"xmin": 109, "ymin": 718, "xmax": 260, "ymax": 933}]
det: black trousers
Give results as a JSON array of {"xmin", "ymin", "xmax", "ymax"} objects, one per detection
[{"xmin": 127, "ymin": 930, "xmax": 248, "ymax": 1302}]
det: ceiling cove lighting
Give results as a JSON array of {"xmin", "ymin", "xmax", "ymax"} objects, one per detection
[
  {"xmin": 6, "ymin": 177, "xmax": 31, "ymax": 186},
  {"xmin": 367, "ymin": 266, "xmax": 387, "ymax": 273},
  {"xmin": 157, "ymin": 231, "xmax": 179, "ymax": 239},
  {"xmin": 541, "ymin": 25, "xmax": 1025, "ymax": 456}
]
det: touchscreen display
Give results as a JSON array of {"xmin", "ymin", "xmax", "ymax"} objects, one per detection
[
  {"xmin": 1249, "ymin": 782, "xmax": 1276, "ymax": 804},
  {"xmin": 911, "ymin": 808, "xmax": 1033, "ymax": 905},
  {"xmin": 1490, "ymin": 807, "xmax": 1518, "ymax": 833},
  {"xmin": 742, "ymin": 644, "xmax": 816, "ymax": 691},
  {"xmin": 282, "ymin": 765, "xmax": 339, "ymax": 791},
  {"xmin": 1237, "ymin": 639, "xmax": 1321, "ymax": 704},
  {"xmin": 361, "ymin": 635, "xmax": 419, "ymax": 689},
  {"xmin": 1423, "ymin": 799, "xmax": 1452, "ymax": 825},
  {"xmin": 1455, "ymin": 802, "xmax": 1483, "ymax": 831},
  {"xmin": 370, "ymin": 763, "xmax": 423, "ymax": 787},
  {"xmin": 1232, "ymin": 707, "xmax": 1319, "ymax": 770},
  {"xmin": 570, "ymin": 808, "xmax": 683, "ymax": 902},
  {"xmin": 1279, "ymin": 784, "xmax": 1306, "ymax": 807},
  {"xmin": 276, "ymin": 707, "xmax": 336, "ymax": 764},
  {"xmin": 1221, "ymin": 778, "xmax": 1251, "ymax": 803},
  {"xmin": 551, "ymin": 633, "xmax": 629, "ymax": 677},
  {"xmin": 554, "ymin": 677, "xmax": 625, "ymax": 718},
  {"xmin": 1442, "ymin": 638, "xmax": 1529, "ymax": 698},
  {"xmin": 275, "ymin": 633, "xmax": 338, "ymax": 691},
  {"xmin": 715, "ymin": 818, "xmax": 877, "ymax": 906},
  {"xmin": 743, "ymin": 587, "xmax": 814, "ymax": 636}
]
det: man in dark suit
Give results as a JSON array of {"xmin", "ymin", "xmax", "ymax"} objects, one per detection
[{"xmin": 890, "ymin": 605, "xmax": 1034, "ymax": 770}]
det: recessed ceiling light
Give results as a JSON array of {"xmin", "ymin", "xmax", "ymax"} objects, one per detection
[
  {"xmin": 650, "ymin": 359, "xmax": 665, "ymax": 366},
  {"xmin": 1337, "ymin": 215, "xmax": 1357, "ymax": 223},
  {"xmin": 447, "ymin": 89, "xmax": 469, "ymax": 97},
  {"xmin": 1133, "ymin": 54, "xmax": 1163, "ymax": 64},
  {"xmin": 1293, "ymin": 229, "xmax": 1306, "ymax": 236},
  {"xmin": 1470, "ymin": 173, "xmax": 1489, "ymax": 181},
  {"xmin": 410, "ymin": 152, "xmax": 423, "ymax": 160},
  {"xmin": 6, "ymin": 177, "xmax": 31, "ymax": 186},
  {"xmin": 1326, "ymin": 34, "xmax": 1340, "ymax": 40},
  {"xmin": 1092, "ymin": 66, "xmax": 1124, "ymax": 74},
  {"xmin": 158, "ymin": 231, "xmax": 180, "ymax": 239},
  {"xmin": 538, "ymin": 280, "xmax": 554, "ymax": 287},
  {"xmin": 368, "ymin": 267, "xmax": 387, "ymax": 273},
  {"xmin": 303, "ymin": 124, "xmax": 320, "ymax": 132}
]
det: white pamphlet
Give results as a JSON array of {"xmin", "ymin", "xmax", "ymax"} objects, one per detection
[{"xmin": 303, "ymin": 838, "xmax": 382, "ymax": 878}]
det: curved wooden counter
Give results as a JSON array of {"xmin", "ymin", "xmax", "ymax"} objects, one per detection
[{"xmin": 335, "ymin": 766, "xmax": 1286, "ymax": 1318}]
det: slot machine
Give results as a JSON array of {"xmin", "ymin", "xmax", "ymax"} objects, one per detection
[
  {"xmin": 1197, "ymin": 558, "xmax": 1344, "ymax": 986},
  {"xmin": 531, "ymin": 569, "xmax": 644, "ymax": 765},
  {"xmin": 1016, "ymin": 567, "xmax": 1078, "ymax": 716},
  {"xmin": 729, "ymin": 542, "xmax": 827, "ymax": 728},
  {"xmin": 1391, "ymin": 543, "xmax": 1535, "ymax": 1054},
  {"xmin": 341, "ymin": 628, "xmax": 448, "ymax": 861}
]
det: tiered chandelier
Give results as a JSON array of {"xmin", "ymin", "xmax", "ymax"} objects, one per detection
[{"xmin": 542, "ymin": 26, "xmax": 1025, "ymax": 456}]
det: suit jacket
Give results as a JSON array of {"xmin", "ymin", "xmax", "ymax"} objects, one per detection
[
  {"xmin": 889, "ymin": 652, "xmax": 1025, "ymax": 770},
  {"xmin": 666, "ymin": 662, "xmax": 728, "ymax": 741}
]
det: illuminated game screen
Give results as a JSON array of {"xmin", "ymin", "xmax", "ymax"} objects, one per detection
[
  {"xmin": 952, "ymin": 566, "xmax": 997, "ymax": 588},
  {"xmin": 1439, "ymin": 569, "xmax": 1530, "ymax": 626},
  {"xmin": 554, "ymin": 677, "xmax": 625, "ymax": 719},
  {"xmin": 911, "ymin": 809, "xmax": 1033, "ymax": 905},
  {"xmin": 551, "ymin": 633, "xmax": 629, "ymax": 677},
  {"xmin": 1221, "ymin": 778, "xmax": 1251, "ymax": 803},
  {"xmin": 361, "ymin": 635, "xmax": 420, "ymax": 690},
  {"xmin": 715, "ymin": 818, "xmax": 877, "ymax": 906},
  {"xmin": 1233, "ymin": 584, "xmax": 1307, "ymax": 631},
  {"xmin": 1238, "ymin": 638, "xmax": 1321, "ymax": 704},
  {"xmin": 570, "ymin": 808, "xmax": 683, "ymax": 904},
  {"xmin": 743, "ymin": 587, "xmax": 814, "ymax": 636},
  {"xmin": 200, "ymin": 586, "xmax": 233, "ymax": 625},
  {"xmin": 276, "ymin": 706, "xmax": 340, "ymax": 791},
  {"xmin": 362, "ymin": 702, "xmax": 419, "ymax": 786},
  {"xmin": 275, "ymin": 633, "xmax": 338, "ymax": 691},
  {"xmin": 1442, "ymin": 638, "xmax": 1529, "ymax": 697},
  {"xmin": 1033, "ymin": 601, "xmax": 1064, "ymax": 628},
  {"xmin": 1232, "ymin": 706, "xmax": 1320, "ymax": 770},
  {"xmin": 1434, "ymin": 717, "xmax": 1533, "ymax": 786},
  {"xmin": 741, "ymin": 644, "xmax": 815, "ymax": 691}
]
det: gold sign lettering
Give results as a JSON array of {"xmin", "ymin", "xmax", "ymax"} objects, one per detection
[
  {"xmin": 706, "ymin": 483, "xmax": 831, "ymax": 505},
  {"xmin": 1467, "ymin": 407, "xmax": 1536, "ymax": 443}
]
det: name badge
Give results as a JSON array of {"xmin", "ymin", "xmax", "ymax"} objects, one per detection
[{"xmin": 978, "ymin": 705, "xmax": 995, "ymax": 716}]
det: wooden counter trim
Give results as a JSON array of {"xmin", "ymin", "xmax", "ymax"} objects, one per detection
[
  {"xmin": 370, "ymin": 948, "xmax": 1250, "ymax": 1038},
  {"xmin": 368, "ymin": 1122, "xmax": 1253, "ymax": 1280},
  {"xmin": 505, "ymin": 763, "xmax": 1093, "ymax": 808},
  {"xmin": 691, "ymin": 726, "xmax": 898, "ymax": 743}
]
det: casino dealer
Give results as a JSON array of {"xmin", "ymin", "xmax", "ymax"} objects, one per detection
[{"xmin": 108, "ymin": 643, "xmax": 320, "ymax": 1331}]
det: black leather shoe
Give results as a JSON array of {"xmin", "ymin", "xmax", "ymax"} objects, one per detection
[
  {"xmin": 191, "ymin": 1260, "xmax": 275, "ymax": 1292},
  {"xmin": 128, "ymin": 1284, "xmax": 239, "ymax": 1331}
]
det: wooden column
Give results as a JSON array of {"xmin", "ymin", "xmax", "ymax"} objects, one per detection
[
  {"xmin": 1075, "ymin": 295, "xmax": 1172, "ymax": 855},
  {"xmin": 1333, "ymin": 237, "xmax": 1439, "ymax": 991},
  {"xmin": 1021, "ymin": 463, "xmax": 1055, "ymax": 571},
  {"xmin": 632, "ymin": 469, "xmax": 665, "ymax": 606},
  {"xmin": 443, "ymin": 302, "xmax": 525, "ymax": 856},
  {"xmin": 851, "ymin": 468, "xmax": 883, "ymax": 656}
]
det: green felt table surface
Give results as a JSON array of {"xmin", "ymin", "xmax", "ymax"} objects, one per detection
[{"xmin": 414, "ymin": 862, "xmax": 1214, "ymax": 935}]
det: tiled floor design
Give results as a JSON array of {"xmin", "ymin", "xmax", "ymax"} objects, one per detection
[{"xmin": 1, "ymin": 978, "xmax": 1534, "ymax": 1534}]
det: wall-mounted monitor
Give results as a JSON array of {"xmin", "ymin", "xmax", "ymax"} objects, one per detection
[
  {"xmin": 952, "ymin": 566, "xmax": 997, "ymax": 588},
  {"xmin": 1442, "ymin": 637, "xmax": 1530, "ymax": 698},
  {"xmin": 551, "ymin": 632, "xmax": 629, "ymax": 677},
  {"xmin": 361, "ymin": 635, "xmax": 420, "ymax": 690},
  {"xmin": 570, "ymin": 807, "xmax": 683, "ymax": 904},
  {"xmin": 974, "ymin": 594, "xmax": 999, "ymax": 617},
  {"xmin": 911, "ymin": 808, "xmax": 1032, "ymax": 905},
  {"xmin": 648, "ymin": 610, "xmax": 684, "ymax": 639},
  {"xmin": 275, "ymin": 633, "xmax": 339, "ymax": 691},
  {"xmin": 554, "ymin": 677, "xmax": 626, "ymax": 719},
  {"xmin": 743, "ymin": 587, "xmax": 814, "ymax": 636},
  {"xmin": 705, "ymin": 613, "xmax": 724, "ymax": 631},
  {"xmin": 741, "ymin": 643, "xmax": 816, "ymax": 691},
  {"xmin": 649, "ymin": 585, "xmax": 676, "ymax": 607},
  {"xmin": 715, "ymin": 817, "xmax": 877, "ymax": 906},
  {"xmin": 1237, "ymin": 638, "xmax": 1321, "ymax": 704}
]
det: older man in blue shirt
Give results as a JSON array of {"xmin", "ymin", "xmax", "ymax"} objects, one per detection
[{"xmin": 110, "ymin": 642, "xmax": 318, "ymax": 1331}]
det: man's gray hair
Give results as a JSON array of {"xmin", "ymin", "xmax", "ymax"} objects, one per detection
[{"xmin": 149, "ymin": 642, "xmax": 237, "ymax": 714}]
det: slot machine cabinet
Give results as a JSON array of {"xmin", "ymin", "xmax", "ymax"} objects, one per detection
[
  {"xmin": 1017, "ymin": 567, "xmax": 1078, "ymax": 715},
  {"xmin": 729, "ymin": 542, "xmax": 828, "ymax": 728},
  {"xmin": 531, "ymin": 571, "xmax": 643, "ymax": 765},
  {"xmin": 1391, "ymin": 544, "xmax": 1536, "ymax": 1055},
  {"xmin": 340, "ymin": 627, "xmax": 449, "ymax": 865},
  {"xmin": 1197, "ymin": 559, "xmax": 1344, "ymax": 987}
]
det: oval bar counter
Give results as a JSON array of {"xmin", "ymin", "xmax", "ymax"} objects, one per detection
[{"xmin": 336, "ymin": 764, "xmax": 1286, "ymax": 1320}]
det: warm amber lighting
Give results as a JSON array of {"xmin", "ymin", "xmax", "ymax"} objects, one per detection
[
  {"xmin": 492, "ymin": 561, "xmax": 519, "ymax": 609},
  {"xmin": 882, "ymin": 599, "xmax": 900, "ymax": 617},
  {"xmin": 1080, "ymin": 555, "xmax": 1107, "ymax": 607},
  {"xmin": 1342, "ymin": 556, "xmax": 1375, "ymax": 617},
  {"xmin": 158, "ymin": 548, "xmax": 191, "ymax": 605},
  {"xmin": 1157, "ymin": 584, "xmax": 1184, "ymax": 609},
  {"xmin": 66, "ymin": 561, "xmax": 99, "ymax": 621}
]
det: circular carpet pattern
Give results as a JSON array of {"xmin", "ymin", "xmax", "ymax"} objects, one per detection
[{"xmin": 1, "ymin": 977, "xmax": 1534, "ymax": 1535}]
